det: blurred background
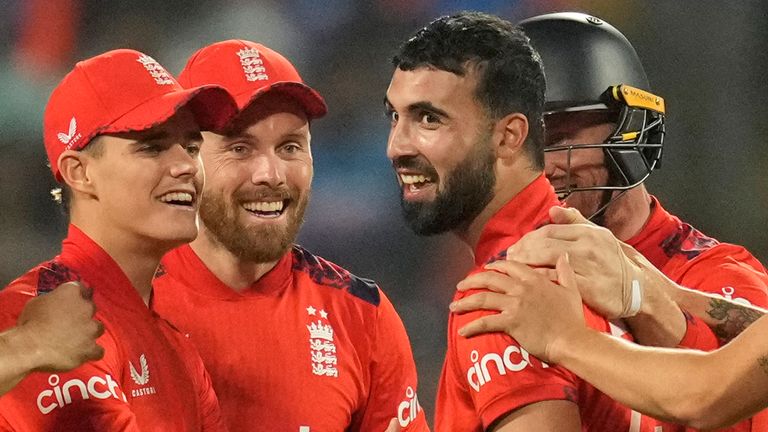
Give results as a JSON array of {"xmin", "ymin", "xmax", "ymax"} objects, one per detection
[{"xmin": 1, "ymin": 0, "xmax": 766, "ymax": 420}]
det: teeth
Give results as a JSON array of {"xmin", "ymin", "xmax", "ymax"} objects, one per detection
[
  {"xmin": 401, "ymin": 174, "xmax": 431, "ymax": 185},
  {"xmin": 159, "ymin": 192, "xmax": 193, "ymax": 203},
  {"xmin": 243, "ymin": 201, "xmax": 284, "ymax": 212}
]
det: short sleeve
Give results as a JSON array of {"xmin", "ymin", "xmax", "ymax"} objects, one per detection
[{"xmin": 354, "ymin": 289, "xmax": 430, "ymax": 431}]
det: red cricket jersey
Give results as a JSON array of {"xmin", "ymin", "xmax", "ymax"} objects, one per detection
[
  {"xmin": 627, "ymin": 196, "xmax": 768, "ymax": 432},
  {"xmin": 436, "ymin": 175, "xmax": 719, "ymax": 431},
  {"xmin": 152, "ymin": 243, "xmax": 429, "ymax": 432},
  {"xmin": 0, "ymin": 225, "xmax": 224, "ymax": 432}
]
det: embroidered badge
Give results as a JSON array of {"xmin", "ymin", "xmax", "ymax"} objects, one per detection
[{"xmin": 306, "ymin": 305, "xmax": 338, "ymax": 378}]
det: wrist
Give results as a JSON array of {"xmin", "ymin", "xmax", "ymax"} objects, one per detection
[
  {"xmin": 625, "ymin": 270, "xmax": 687, "ymax": 346},
  {"xmin": 547, "ymin": 325, "xmax": 592, "ymax": 365},
  {"xmin": 5, "ymin": 325, "xmax": 47, "ymax": 371}
]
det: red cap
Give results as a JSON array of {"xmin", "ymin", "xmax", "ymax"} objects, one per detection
[
  {"xmin": 178, "ymin": 40, "xmax": 327, "ymax": 119},
  {"xmin": 44, "ymin": 49, "xmax": 238, "ymax": 181}
]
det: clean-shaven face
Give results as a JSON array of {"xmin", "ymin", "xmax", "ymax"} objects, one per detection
[{"xmin": 85, "ymin": 107, "xmax": 204, "ymax": 249}]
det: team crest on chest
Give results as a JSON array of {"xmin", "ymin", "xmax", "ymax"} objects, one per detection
[{"xmin": 305, "ymin": 305, "xmax": 338, "ymax": 378}]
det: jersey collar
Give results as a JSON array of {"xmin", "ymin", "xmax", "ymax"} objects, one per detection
[
  {"xmin": 161, "ymin": 244, "xmax": 293, "ymax": 299},
  {"xmin": 625, "ymin": 196, "xmax": 680, "ymax": 269},
  {"xmin": 60, "ymin": 224, "xmax": 148, "ymax": 313},
  {"xmin": 473, "ymin": 174, "xmax": 560, "ymax": 266}
]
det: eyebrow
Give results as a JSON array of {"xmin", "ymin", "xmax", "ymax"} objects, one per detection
[
  {"xmin": 383, "ymin": 97, "xmax": 450, "ymax": 118},
  {"xmin": 222, "ymin": 129, "xmax": 308, "ymax": 143},
  {"xmin": 186, "ymin": 130, "xmax": 204, "ymax": 142},
  {"xmin": 135, "ymin": 130, "xmax": 169, "ymax": 142}
]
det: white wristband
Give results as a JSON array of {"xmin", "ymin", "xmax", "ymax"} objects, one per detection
[{"xmin": 625, "ymin": 278, "xmax": 643, "ymax": 317}]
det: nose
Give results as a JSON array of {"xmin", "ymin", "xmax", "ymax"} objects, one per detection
[
  {"xmin": 250, "ymin": 152, "xmax": 285, "ymax": 187},
  {"xmin": 386, "ymin": 121, "xmax": 417, "ymax": 162},
  {"xmin": 169, "ymin": 145, "xmax": 199, "ymax": 178}
]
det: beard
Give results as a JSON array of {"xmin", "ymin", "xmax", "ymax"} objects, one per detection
[
  {"xmin": 398, "ymin": 129, "xmax": 496, "ymax": 236},
  {"xmin": 199, "ymin": 186, "xmax": 309, "ymax": 263}
]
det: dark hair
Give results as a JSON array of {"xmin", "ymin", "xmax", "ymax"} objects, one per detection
[
  {"xmin": 51, "ymin": 136, "xmax": 105, "ymax": 216},
  {"xmin": 392, "ymin": 12, "xmax": 546, "ymax": 168}
]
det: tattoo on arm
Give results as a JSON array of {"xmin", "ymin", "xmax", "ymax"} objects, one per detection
[{"xmin": 707, "ymin": 298, "xmax": 764, "ymax": 343}]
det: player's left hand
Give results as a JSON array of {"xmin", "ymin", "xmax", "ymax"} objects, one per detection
[{"xmin": 450, "ymin": 254, "xmax": 585, "ymax": 362}]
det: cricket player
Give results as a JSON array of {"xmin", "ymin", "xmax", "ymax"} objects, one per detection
[
  {"xmin": 152, "ymin": 40, "xmax": 428, "ymax": 432},
  {"xmin": 452, "ymin": 205, "xmax": 768, "ymax": 430},
  {"xmin": 383, "ymin": 10, "xmax": 744, "ymax": 431},
  {"xmin": 0, "ymin": 49, "xmax": 237, "ymax": 431},
  {"xmin": 451, "ymin": 13, "xmax": 768, "ymax": 430},
  {"xmin": 518, "ymin": 11, "xmax": 768, "ymax": 350}
]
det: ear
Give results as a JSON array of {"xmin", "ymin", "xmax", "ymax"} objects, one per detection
[
  {"xmin": 493, "ymin": 112, "xmax": 529, "ymax": 160},
  {"xmin": 57, "ymin": 150, "xmax": 97, "ymax": 196}
]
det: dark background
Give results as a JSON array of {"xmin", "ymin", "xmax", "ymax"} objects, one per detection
[{"xmin": 1, "ymin": 0, "xmax": 766, "ymax": 420}]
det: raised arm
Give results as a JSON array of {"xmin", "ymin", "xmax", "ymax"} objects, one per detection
[
  {"xmin": 451, "ymin": 257, "xmax": 768, "ymax": 429},
  {"xmin": 667, "ymin": 283, "xmax": 765, "ymax": 342},
  {"xmin": 505, "ymin": 207, "xmax": 687, "ymax": 346},
  {"xmin": 507, "ymin": 206, "xmax": 767, "ymax": 347}
]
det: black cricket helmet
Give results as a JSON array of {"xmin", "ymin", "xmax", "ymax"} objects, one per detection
[{"xmin": 519, "ymin": 12, "xmax": 665, "ymax": 199}]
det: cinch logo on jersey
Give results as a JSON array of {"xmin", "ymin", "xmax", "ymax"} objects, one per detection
[
  {"xmin": 136, "ymin": 54, "xmax": 174, "ymax": 85},
  {"xmin": 466, "ymin": 345, "xmax": 550, "ymax": 392},
  {"xmin": 719, "ymin": 286, "xmax": 752, "ymax": 306},
  {"xmin": 57, "ymin": 117, "xmax": 82, "ymax": 148},
  {"xmin": 397, "ymin": 386, "xmax": 422, "ymax": 427},
  {"xmin": 129, "ymin": 354, "xmax": 157, "ymax": 398},
  {"xmin": 237, "ymin": 47, "xmax": 268, "ymax": 82},
  {"xmin": 36, "ymin": 373, "xmax": 127, "ymax": 414}
]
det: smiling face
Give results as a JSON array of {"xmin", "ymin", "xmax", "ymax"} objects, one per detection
[
  {"xmin": 544, "ymin": 110, "xmax": 616, "ymax": 217},
  {"xmin": 385, "ymin": 66, "xmax": 496, "ymax": 236},
  {"xmin": 198, "ymin": 92, "xmax": 313, "ymax": 263},
  {"xmin": 80, "ymin": 107, "xmax": 204, "ymax": 248}
]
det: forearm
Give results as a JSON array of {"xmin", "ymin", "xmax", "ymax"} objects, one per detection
[
  {"xmin": 549, "ymin": 327, "xmax": 723, "ymax": 426},
  {"xmin": 0, "ymin": 327, "xmax": 43, "ymax": 395},
  {"xmin": 624, "ymin": 270, "xmax": 687, "ymax": 347},
  {"xmin": 668, "ymin": 285, "xmax": 765, "ymax": 343}
]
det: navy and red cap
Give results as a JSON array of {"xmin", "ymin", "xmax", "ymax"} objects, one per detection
[
  {"xmin": 43, "ymin": 49, "xmax": 238, "ymax": 181},
  {"xmin": 178, "ymin": 39, "xmax": 327, "ymax": 119}
]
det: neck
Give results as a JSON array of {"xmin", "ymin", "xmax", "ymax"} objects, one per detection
[
  {"xmin": 603, "ymin": 185, "xmax": 653, "ymax": 241},
  {"xmin": 189, "ymin": 227, "xmax": 280, "ymax": 292},
  {"xmin": 455, "ymin": 164, "xmax": 541, "ymax": 251},
  {"xmin": 70, "ymin": 218, "xmax": 166, "ymax": 306}
]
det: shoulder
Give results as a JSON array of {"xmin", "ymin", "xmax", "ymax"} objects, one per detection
[
  {"xmin": 291, "ymin": 245, "xmax": 381, "ymax": 307},
  {"xmin": 660, "ymin": 222, "xmax": 720, "ymax": 261},
  {"xmin": 4, "ymin": 259, "xmax": 81, "ymax": 295},
  {"xmin": 665, "ymin": 227, "xmax": 767, "ymax": 280},
  {"xmin": 0, "ymin": 260, "xmax": 81, "ymax": 323}
]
